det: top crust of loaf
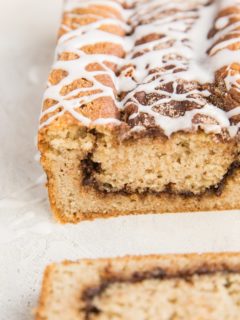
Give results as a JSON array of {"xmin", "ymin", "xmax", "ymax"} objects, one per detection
[{"xmin": 38, "ymin": 0, "xmax": 240, "ymax": 142}]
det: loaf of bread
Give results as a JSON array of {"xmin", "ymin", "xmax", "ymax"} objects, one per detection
[
  {"xmin": 38, "ymin": 0, "xmax": 240, "ymax": 222},
  {"xmin": 35, "ymin": 253, "xmax": 240, "ymax": 319}
]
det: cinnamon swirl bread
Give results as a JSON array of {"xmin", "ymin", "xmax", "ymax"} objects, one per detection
[
  {"xmin": 38, "ymin": 0, "xmax": 240, "ymax": 222},
  {"xmin": 36, "ymin": 253, "xmax": 240, "ymax": 320}
]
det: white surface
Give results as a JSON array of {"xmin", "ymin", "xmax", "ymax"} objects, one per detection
[{"xmin": 0, "ymin": 1, "xmax": 240, "ymax": 319}]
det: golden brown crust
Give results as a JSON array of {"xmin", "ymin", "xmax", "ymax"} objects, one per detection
[{"xmin": 35, "ymin": 265, "xmax": 55, "ymax": 320}]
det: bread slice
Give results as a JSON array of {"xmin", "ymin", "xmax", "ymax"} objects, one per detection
[
  {"xmin": 38, "ymin": 0, "xmax": 240, "ymax": 222},
  {"xmin": 35, "ymin": 253, "xmax": 240, "ymax": 320}
]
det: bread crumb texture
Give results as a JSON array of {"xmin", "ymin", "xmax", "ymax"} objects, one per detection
[{"xmin": 35, "ymin": 253, "xmax": 240, "ymax": 320}]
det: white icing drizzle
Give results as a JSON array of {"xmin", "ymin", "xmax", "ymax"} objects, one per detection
[
  {"xmin": 209, "ymin": 0, "xmax": 240, "ymax": 98},
  {"xmin": 40, "ymin": 0, "xmax": 240, "ymax": 137}
]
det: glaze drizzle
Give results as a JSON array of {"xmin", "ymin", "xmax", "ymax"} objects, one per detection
[{"xmin": 40, "ymin": 0, "xmax": 240, "ymax": 138}]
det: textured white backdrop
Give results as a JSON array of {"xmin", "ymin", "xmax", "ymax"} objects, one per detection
[{"xmin": 0, "ymin": 1, "xmax": 240, "ymax": 319}]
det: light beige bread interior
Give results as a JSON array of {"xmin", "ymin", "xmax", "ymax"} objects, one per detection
[
  {"xmin": 39, "ymin": 126, "xmax": 240, "ymax": 223},
  {"xmin": 36, "ymin": 253, "xmax": 240, "ymax": 320}
]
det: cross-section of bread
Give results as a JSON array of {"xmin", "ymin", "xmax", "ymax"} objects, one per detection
[
  {"xmin": 38, "ymin": 0, "xmax": 240, "ymax": 222},
  {"xmin": 36, "ymin": 253, "xmax": 240, "ymax": 320}
]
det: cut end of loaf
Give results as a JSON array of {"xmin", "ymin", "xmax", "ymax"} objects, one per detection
[
  {"xmin": 39, "ymin": 124, "xmax": 240, "ymax": 223},
  {"xmin": 35, "ymin": 253, "xmax": 240, "ymax": 320}
]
